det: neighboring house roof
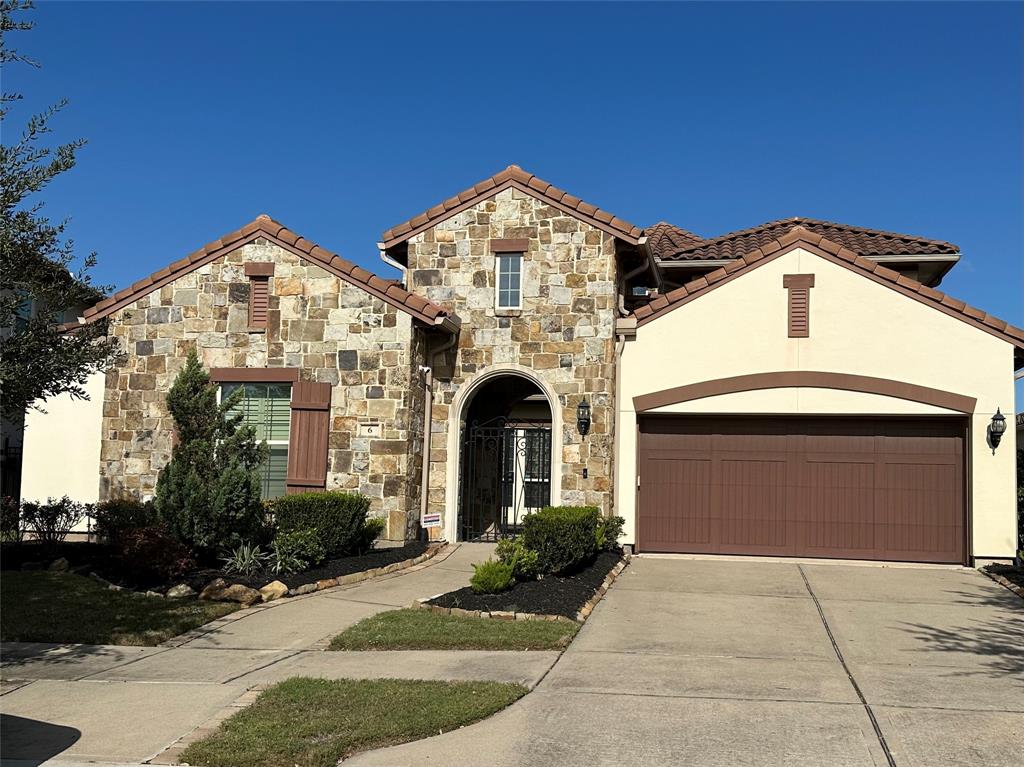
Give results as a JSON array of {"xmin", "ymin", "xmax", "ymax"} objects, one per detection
[
  {"xmin": 656, "ymin": 217, "xmax": 960, "ymax": 262},
  {"xmin": 380, "ymin": 164, "xmax": 644, "ymax": 249},
  {"xmin": 643, "ymin": 222, "xmax": 705, "ymax": 259},
  {"xmin": 77, "ymin": 215, "xmax": 459, "ymax": 333},
  {"xmin": 630, "ymin": 225, "xmax": 1024, "ymax": 366}
]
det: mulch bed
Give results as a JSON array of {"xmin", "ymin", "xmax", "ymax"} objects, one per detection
[
  {"xmin": 2, "ymin": 539, "xmax": 429, "ymax": 595},
  {"xmin": 983, "ymin": 563, "xmax": 1024, "ymax": 592},
  {"xmin": 428, "ymin": 551, "xmax": 622, "ymax": 619}
]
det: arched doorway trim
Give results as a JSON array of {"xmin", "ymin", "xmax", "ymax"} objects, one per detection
[{"xmin": 444, "ymin": 364, "xmax": 563, "ymax": 542}]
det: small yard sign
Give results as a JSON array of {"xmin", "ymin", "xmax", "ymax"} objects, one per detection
[{"xmin": 421, "ymin": 513, "xmax": 442, "ymax": 528}]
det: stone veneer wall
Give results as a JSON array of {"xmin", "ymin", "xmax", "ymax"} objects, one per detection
[
  {"xmin": 406, "ymin": 187, "xmax": 618, "ymax": 535},
  {"xmin": 100, "ymin": 238, "xmax": 424, "ymax": 539}
]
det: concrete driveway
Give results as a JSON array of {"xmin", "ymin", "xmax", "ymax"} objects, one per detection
[{"xmin": 348, "ymin": 556, "xmax": 1024, "ymax": 767}]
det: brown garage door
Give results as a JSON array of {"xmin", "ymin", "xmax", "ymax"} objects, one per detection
[{"xmin": 637, "ymin": 416, "xmax": 966, "ymax": 564}]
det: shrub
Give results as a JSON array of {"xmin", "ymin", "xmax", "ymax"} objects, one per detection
[
  {"xmin": 356, "ymin": 517, "xmax": 387, "ymax": 553},
  {"xmin": 117, "ymin": 526, "xmax": 195, "ymax": 585},
  {"xmin": 1, "ymin": 496, "xmax": 22, "ymax": 543},
  {"xmin": 271, "ymin": 491, "xmax": 370, "ymax": 557},
  {"xmin": 93, "ymin": 497, "xmax": 157, "ymax": 544},
  {"xmin": 155, "ymin": 349, "xmax": 267, "ymax": 559},
  {"xmin": 222, "ymin": 541, "xmax": 268, "ymax": 577},
  {"xmin": 595, "ymin": 515, "xmax": 626, "ymax": 552},
  {"xmin": 270, "ymin": 529, "xmax": 326, "ymax": 575},
  {"xmin": 521, "ymin": 505, "xmax": 600, "ymax": 575},
  {"xmin": 21, "ymin": 496, "xmax": 89, "ymax": 546},
  {"xmin": 495, "ymin": 537, "xmax": 539, "ymax": 581},
  {"xmin": 470, "ymin": 559, "xmax": 515, "ymax": 594}
]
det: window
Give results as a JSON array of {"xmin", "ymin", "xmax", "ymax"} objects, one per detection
[
  {"xmin": 221, "ymin": 382, "xmax": 291, "ymax": 498},
  {"xmin": 496, "ymin": 252, "xmax": 522, "ymax": 309}
]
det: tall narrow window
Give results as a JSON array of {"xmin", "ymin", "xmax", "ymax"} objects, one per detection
[
  {"xmin": 221, "ymin": 382, "xmax": 291, "ymax": 498},
  {"xmin": 496, "ymin": 252, "xmax": 522, "ymax": 309},
  {"xmin": 245, "ymin": 262, "xmax": 274, "ymax": 329}
]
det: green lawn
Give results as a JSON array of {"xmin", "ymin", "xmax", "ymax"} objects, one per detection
[
  {"xmin": 329, "ymin": 608, "xmax": 578, "ymax": 651},
  {"xmin": 0, "ymin": 571, "xmax": 237, "ymax": 646},
  {"xmin": 180, "ymin": 677, "xmax": 527, "ymax": 767}
]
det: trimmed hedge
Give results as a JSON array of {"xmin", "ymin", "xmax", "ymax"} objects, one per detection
[
  {"xmin": 521, "ymin": 505, "xmax": 600, "ymax": 575},
  {"xmin": 271, "ymin": 491, "xmax": 370, "ymax": 558}
]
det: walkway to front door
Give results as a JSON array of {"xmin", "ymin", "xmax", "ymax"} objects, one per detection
[{"xmin": 347, "ymin": 557, "xmax": 1023, "ymax": 767}]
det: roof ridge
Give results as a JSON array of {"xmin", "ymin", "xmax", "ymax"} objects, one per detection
[
  {"xmin": 380, "ymin": 165, "xmax": 643, "ymax": 248},
  {"xmin": 79, "ymin": 216, "xmax": 457, "ymax": 331},
  {"xmin": 631, "ymin": 226, "xmax": 1023, "ymax": 355}
]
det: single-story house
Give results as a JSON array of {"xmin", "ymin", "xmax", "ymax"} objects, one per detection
[{"xmin": 22, "ymin": 165, "xmax": 1022, "ymax": 563}]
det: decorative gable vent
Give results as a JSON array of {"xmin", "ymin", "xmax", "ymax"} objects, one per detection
[
  {"xmin": 783, "ymin": 274, "xmax": 815, "ymax": 338},
  {"xmin": 245, "ymin": 262, "xmax": 275, "ymax": 330}
]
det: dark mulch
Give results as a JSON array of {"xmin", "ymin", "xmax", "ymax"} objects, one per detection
[
  {"xmin": 983, "ymin": 563, "xmax": 1024, "ymax": 591},
  {"xmin": 428, "ymin": 551, "xmax": 622, "ymax": 619},
  {"xmin": 2, "ymin": 540, "xmax": 429, "ymax": 594}
]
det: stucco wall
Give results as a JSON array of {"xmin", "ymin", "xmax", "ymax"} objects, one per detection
[
  {"xmin": 618, "ymin": 247, "xmax": 1018, "ymax": 558},
  {"xmin": 99, "ymin": 239, "xmax": 424, "ymax": 538},
  {"xmin": 405, "ymin": 187, "xmax": 619, "ymax": 539},
  {"xmin": 22, "ymin": 370, "xmax": 105, "ymax": 530}
]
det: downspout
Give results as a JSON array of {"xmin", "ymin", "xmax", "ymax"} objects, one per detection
[
  {"xmin": 378, "ymin": 242, "xmax": 407, "ymax": 286},
  {"xmin": 419, "ymin": 333, "xmax": 458, "ymax": 536},
  {"xmin": 612, "ymin": 316, "xmax": 637, "ymax": 539}
]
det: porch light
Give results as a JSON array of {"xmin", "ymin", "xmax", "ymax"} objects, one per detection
[
  {"xmin": 576, "ymin": 399, "xmax": 591, "ymax": 436},
  {"xmin": 989, "ymin": 409, "xmax": 1006, "ymax": 448}
]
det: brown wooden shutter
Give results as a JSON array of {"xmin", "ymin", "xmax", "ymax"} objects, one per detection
[
  {"xmin": 285, "ymin": 380, "xmax": 332, "ymax": 494},
  {"xmin": 783, "ymin": 274, "xmax": 815, "ymax": 338}
]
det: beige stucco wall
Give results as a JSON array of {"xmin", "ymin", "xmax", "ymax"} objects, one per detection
[
  {"xmin": 617, "ymin": 247, "xmax": 1018, "ymax": 558},
  {"xmin": 22, "ymin": 371, "xmax": 105, "ymax": 530}
]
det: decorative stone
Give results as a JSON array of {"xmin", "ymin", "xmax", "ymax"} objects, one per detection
[
  {"xmin": 216, "ymin": 584, "xmax": 262, "ymax": 606},
  {"xmin": 48, "ymin": 558, "xmax": 70, "ymax": 572},
  {"xmin": 144, "ymin": 590, "xmax": 164, "ymax": 598},
  {"xmin": 316, "ymin": 578, "xmax": 337, "ymax": 591},
  {"xmin": 290, "ymin": 583, "xmax": 317, "ymax": 596},
  {"xmin": 166, "ymin": 583, "xmax": 196, "ymax": 599},
  {"xmin": 259, "ymin": 580, "xmax": 289, "ymax": 602},
  {"xmin": 199, "ymin": 578, "xmax": 228, "ymax": 601}
]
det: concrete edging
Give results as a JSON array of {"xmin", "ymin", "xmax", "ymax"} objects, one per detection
[
  {"xmin": 980, "ymin": 568, "xmax": 1024, "ymax": 600},
  {"xmin": 408, "ymin": 553, "xmax": 630, "ymax": 625}
]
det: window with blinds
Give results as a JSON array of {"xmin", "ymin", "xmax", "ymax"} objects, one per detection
[{"xmin": 221, "ymin": 382, "xmax": 291, "ymax": 498}]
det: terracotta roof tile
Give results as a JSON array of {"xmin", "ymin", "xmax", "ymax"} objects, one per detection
[
  {"xmin": 656, "ymin": 216, "xmax": 959, "ymax": 262},
  {"xmin": 631, "ymin": 225, "xmax": 1024, "ymax": 355},
  {"xmin": 78, "ymin": 216, "xmax": 458, "ymax": 331},
  {"xmin": 381, "ymin": 164, "xmax": 643, "ymax": 247}
]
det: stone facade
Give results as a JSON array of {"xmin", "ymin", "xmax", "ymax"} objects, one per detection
[
  {"xmin": 99, "ymin": 238, "xmax": 424, "ymax": 538},
  {"xmin": 406, "ymin": 187, "xmax": 620, "ymax": 532}
]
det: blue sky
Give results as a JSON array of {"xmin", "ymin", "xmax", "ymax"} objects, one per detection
[{"xmin": 8, "ymin": 1, "xmax": 1023, "ymax": 391}]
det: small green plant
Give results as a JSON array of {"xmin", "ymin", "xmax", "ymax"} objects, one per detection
[
  {"xmin": 270, "ymin": 529, "xmax": 326, "ymax": 575},
  {"xmin": 222, "ymin": 542, "xmax": 268, "ymax": 577},
  {"xmin": 357, "ymin": 516, "xmax": 387, "ymax": 552},
  {"xmin": 21, "ymin": 496, "xmax": 89, "ymax": 546},
  {"xmin": 93, "ymin": 497, "xmax": 157, "ymax": 544},
  {"xmin": 595, "ymin": 515, "xmax": 626, "ymax": 551},
  {"xmin": 470, "ymin": 559, "xmax": 515, "ymax": 594},
  {"xmin": 495, "ymin": 537, "xmax": 539, "ymax": 581},
  {"xmin": 1, "ymin": 496, "xmax": 22, "ymax": 543},
  {"xmin": 271, "ymin": 490, "xmax": 371, "ymax": 557}
]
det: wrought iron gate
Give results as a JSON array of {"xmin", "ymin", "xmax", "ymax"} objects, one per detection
[{"xmin": 459, "ymin": 417, "xmax": 552, "ymax": 541}]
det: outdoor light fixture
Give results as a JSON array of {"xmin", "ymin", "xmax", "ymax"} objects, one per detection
[
  {"xmin": 989, "ymin": 408, "xmax": 1007, "ymax": 448},
  {"xmin": 576, "ymin": 399, "xmax": 591, "ymax": 436}
]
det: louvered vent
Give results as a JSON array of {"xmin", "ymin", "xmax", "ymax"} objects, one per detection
[
  {"xmin": 249, "ymin": 277, "xmax": 269, "ymax": 328},
  {"xmin": 783, "ymin": 274, "xmax": 815, "ymax": 338}
]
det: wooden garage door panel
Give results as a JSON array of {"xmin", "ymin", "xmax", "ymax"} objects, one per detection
[{"xmin": 637, "ymin": 417, "xmax": 965, "ymax": 563}]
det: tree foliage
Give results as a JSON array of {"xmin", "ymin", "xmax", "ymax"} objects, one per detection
[
  {"xmin": 0, "ymin": 1, "xmax": 118, "ymax": 422},
  {"xmin": 155, "ymin": 349, "xmax": 268, "ymax": 559}
]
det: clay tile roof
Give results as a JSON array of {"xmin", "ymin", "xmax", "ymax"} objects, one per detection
[
  {"xmin": 657, "ymin": 216, "xmax": 959, "ymax": 262},
  {"xmin": 79, "ymin": 216, "xmax": 459, "ymax": 332},
  {"xmin": 380, "ymin": 164, "xmax": 643, "ymax": 248},
  {"xmin": 643, "ymin": 222, "xmax": 705, "ymax": 258},
  {"xmin": 632, "ymin": 225, "xmax": 1024, "ymax": 360}
]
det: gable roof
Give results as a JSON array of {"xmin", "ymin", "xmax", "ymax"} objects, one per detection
[
  {"xmin": 643, "ymin": 221, "xmax": 705, "ymax": 259},
  {"xmin": 380, "ymin": 165, "xmax": 644, "ymax": 249},
  {"xmin": 656, "ymin": 216, "xmax": 959, "ymax": 262},
  {"xmin": 631, "ymin": 225, "xmax": 1024, "ymax": 365},
  {"xmin": 78, "ymin": 215, "xmax": 459, "ymax": 333}
]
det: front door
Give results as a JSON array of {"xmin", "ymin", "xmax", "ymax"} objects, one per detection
[{"xmin": 459, "ymin": 418, "xmax": 551, "ymax": 541}]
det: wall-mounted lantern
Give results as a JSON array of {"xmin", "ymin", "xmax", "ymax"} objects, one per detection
[
  {"xmin": 576, "ymin": 399, "xmax": 591, "ymax": 437},
  {"xmin": 989, "ymin": 408, "xmax": 1007, "ymax": 449}
]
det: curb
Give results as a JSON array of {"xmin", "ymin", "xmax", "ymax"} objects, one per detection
[
  {"xmin": 981, "ymin": 568, "xmax": 1024, "ymax": 600},
  {"xmin": 408, "ymin": 553, "xmax": 630, "ymax": 626}
]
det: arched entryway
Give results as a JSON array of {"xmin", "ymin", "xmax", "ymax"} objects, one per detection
[{"xmin": 454, "ymin": 371, "xmax": 555, "ymax": 541}]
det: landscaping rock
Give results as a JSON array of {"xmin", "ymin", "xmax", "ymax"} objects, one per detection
[
  {"xmin": 290, "ymin": 583, "xmax": 317, "ymax": 596},
  {"xmin": 259, "ymin": 580, "xmax": 288, "ymax": 602},
  {"xmin": 144, "ymin": 590, "xmax": 164, "ymax": 598},
  {"xmin": 199, "ymin": 578, "xmax": 228, "ymax": 601},
  {"xmin": 48, "ymin": 557, "xmax": 70, "ymax": 572},
  {"xmin": 219, "ymin": 584, "xmax": 263, "ymax": 606},
  {"xmin": 166, "ymin": 583, "xmax": 196, "ymax": 599}
]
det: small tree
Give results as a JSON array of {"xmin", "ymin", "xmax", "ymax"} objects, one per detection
[{"xmin": 155, "ymin": 349, "xmax": 267, "ymax": 559}]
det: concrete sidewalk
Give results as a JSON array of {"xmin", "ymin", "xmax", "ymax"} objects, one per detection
[
  {"xmin": 1, "ymin": 542, "xmax": 557, "ymax": 766},
  {"xmin": 345, "ymin": 557, "xmax": 1024, "ymax": 767}
]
